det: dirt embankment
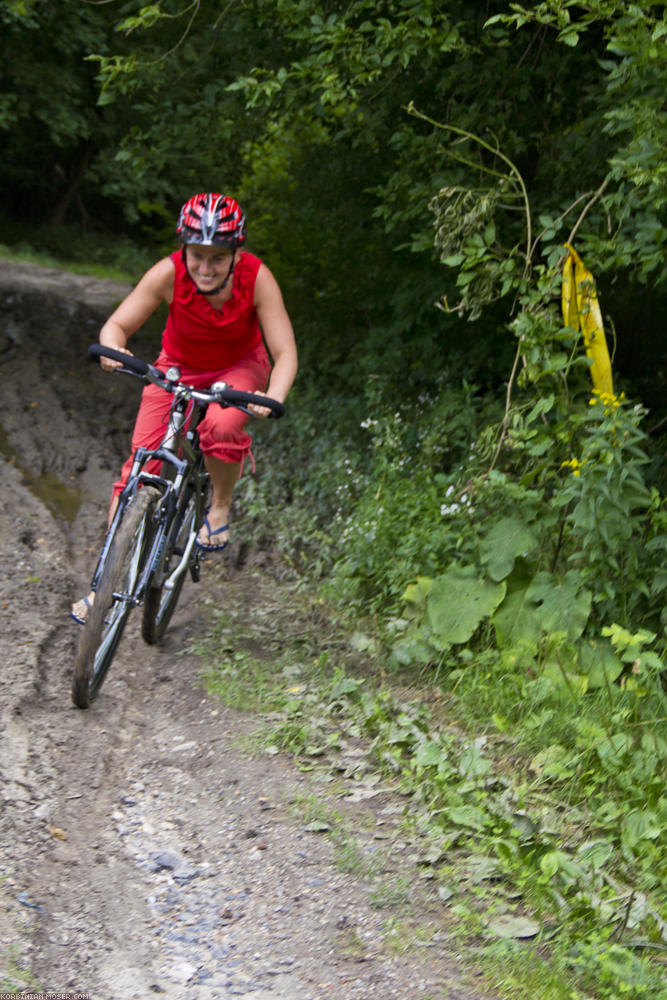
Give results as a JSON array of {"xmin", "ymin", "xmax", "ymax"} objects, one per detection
[{"xmin": 0, "ymin": 260, "xmax": 491, "ymax": 1000}]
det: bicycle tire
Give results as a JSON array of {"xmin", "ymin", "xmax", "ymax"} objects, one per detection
[
  {"xmin": 142, "ymin": 491, "xmax": 197, "ymax": 645},
  {"xmin": 71, "ymin": 488, "xmax": 159, "ymax": 709}
]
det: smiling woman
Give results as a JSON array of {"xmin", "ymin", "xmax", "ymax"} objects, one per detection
[
  {"xmin": 71, "ymin": 191, "xmax": 298, "ymax": 625},
  {"xmin": 184, "ymin": 244, "xmax": 236, "ymax": 296}
]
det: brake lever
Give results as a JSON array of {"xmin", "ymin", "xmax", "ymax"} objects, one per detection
[{"xmin": 113, "ymin": 366, "xmax": 146, "ymax": 381}]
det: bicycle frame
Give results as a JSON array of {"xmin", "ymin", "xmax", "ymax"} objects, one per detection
[{"xmin": 89, "ymin": 384, "xmax": 210, "ymax": 605}]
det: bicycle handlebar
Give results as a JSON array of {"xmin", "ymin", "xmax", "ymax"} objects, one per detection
[
  {"xmin": 88, "ymin": 344, "xmax": 285, "ymax": 418},
  {"xmin": 89, "ymin": 344, "xmax": 152, "ymax": 377}
]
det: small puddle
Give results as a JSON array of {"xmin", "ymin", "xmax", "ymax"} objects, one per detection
[{"xmin": 0, "ymin": 421, "xmax": 82, "ymax": 521}]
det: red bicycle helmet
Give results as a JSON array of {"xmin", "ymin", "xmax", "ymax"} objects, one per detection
[{"xmin": 176, "ymin": 193, "xmax": 247, "ymax": 247}]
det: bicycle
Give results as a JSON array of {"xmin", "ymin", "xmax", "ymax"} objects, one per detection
[{"xmin": 71, "ymin": 343, "xmax": 285, "ymax": 709}]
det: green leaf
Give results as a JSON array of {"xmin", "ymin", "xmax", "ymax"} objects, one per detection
[
  {"xmin": 415, "ymin": 739, "xmax": 442, "ymax": 768},
  {"xmin": 578, "ymin": 641, "xmax": 624, "ymax": 689},
  {"xmin": 524, "ymin": 393, "xmax": 555, "ymax": 425},
  {"xmin": 487, "ymin": 914, "xmax": 540, "ymax": 939},
  {"xmin": 330, "ymin": 674, "xmax": 364, "ymax": 698},
  {"xmin": 492, "ymin": 585, "xmax": 541, "ymax": 648},
  {"xmin": 479, "ymin": 516, "xmax": 539, "ymax": 581},
  {"xmin": 459, "ymin": 741, "xmax": 491, "ymax": 779},
  {"xmin": 539, "ymin": 850, "xmax": 561, "ymax": 879},
  {"xmin": 427, "ymin": 564, "xmax": 506, "ymax": 644},
  {"xmin": 542, "ymin": 662, "xmax": 589, "ymax": 700},
  {"xmin": 491, "ymin": 561, "xmax": 542, "ymax": 648},
  {"xmin": 576, "ymin": 839, "xmax": 614, "ymax": 870},
  {"xmin": 530, "ymin": 744, "xmax": 575, "ymax": 779},
  {"xmin": 97, "ymin": 89, "xmax": 118, "ymax": 107},
  {"xmin": 444, "ymin": 805, "xmax": 488, "ymax": 830},
  {"xmin": 596, "ymin": 733, "xmax": 632, "ymax": 772},
  {"xmin": 621, "ymin": 810, "xmax": 661, "ymax": 850},
  {"xmin": 525, "ymin": 572, "xmax": 592, "ymax": 641},
  {"xmin": 402, "ymin": 576, "xmax": 432, "ymax": 606},
  {"xmin": 559, "ymin": 28, "xmax": 580, "ymax": 47}
]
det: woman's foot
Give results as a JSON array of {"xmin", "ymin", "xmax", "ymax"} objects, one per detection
[
  {"xmin": 71, "ymin": 592, "xmax": 95, "ymax": 625},
  {"xmin": 195, "ymin": 507, "xmax": 230, "ymax": 552}
]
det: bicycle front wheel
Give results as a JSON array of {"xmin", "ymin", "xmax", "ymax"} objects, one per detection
[
  {"xmin": 71, "ymin": 487, "xmax": 159, "ymax": 709},
  {"xmin": 142, "ymin": 491, "xmax": 197, "ymax": 644}
]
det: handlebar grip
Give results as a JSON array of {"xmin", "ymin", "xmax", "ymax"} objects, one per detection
[
  {"xmin": 221, "ymin": 388, "xmax": 286, "ymax": 419},
  {"xmin": 88, "ymin": 344, "xmax": 150, "ymax": 376}
]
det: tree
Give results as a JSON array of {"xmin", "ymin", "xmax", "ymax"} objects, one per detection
[
  {"xmin": 1, "ymin": 1, "xmax": 664, "ymax": 411},
  {"xmin": 0, "ymin": 0, "xmax": 119, "ymax": 226}
]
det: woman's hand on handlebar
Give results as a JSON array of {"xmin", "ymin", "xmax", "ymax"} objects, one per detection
[
  {"xmin": 99, "ymin": 344, "xmax": 135, "ymax": 373},
  {"xmin": 248, "ymin": 390, "xmax": 277, "ymax": 419}
]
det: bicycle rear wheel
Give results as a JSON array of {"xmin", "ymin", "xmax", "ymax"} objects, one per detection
[
  {"xmin": 71, "ymin": 488, "xmax": 159, "ymax": 708},
  {"xmin": 142, "ymin": 491, "xmax": 197, "ymax": 644}
]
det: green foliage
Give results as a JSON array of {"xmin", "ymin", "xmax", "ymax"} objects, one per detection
[
  {"xmin": 354, "ymin": 668, "xmax": 667, "ymax": 999},
  {"xmin": 375, "ymin": 89, "xmax": 665, "ymax": 661},
  {"xmin": 199, "ymin": 566, "xmax": 667, "ymax": 999},
  {"xmin": 485, "ymin": 0, "xmax": 667, "ymax": 283},
  {"xmin": 555, "ymin": 393, "xmax": 660, "ymax": 621}
]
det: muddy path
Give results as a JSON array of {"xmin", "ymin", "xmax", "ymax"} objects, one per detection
[{"xmin": 0, "ymin": 260, "xmax": 492, "ymax": 1000}]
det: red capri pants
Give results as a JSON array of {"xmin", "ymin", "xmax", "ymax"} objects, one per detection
[{"xmin": 112, "ymin": 341, "xmax": 271, "ymax": 499}]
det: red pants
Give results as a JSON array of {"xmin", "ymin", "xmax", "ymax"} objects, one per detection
[{"xmin": 112, "ymin": 342, "xmax": 271, "ymax": 499}]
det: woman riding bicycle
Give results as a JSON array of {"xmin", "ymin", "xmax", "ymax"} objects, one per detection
[{"xmin": 72, "ymin": 192, "xmax": 298, "ymax": 624}]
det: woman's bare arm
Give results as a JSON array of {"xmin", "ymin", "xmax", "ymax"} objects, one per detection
[
  {"xmin": 98, "ymin": 256, "xmax": 175, "ymax": 370},
  {"xmin": 254, "ymin": 263, "xmax": 298, "ymax": 410}
]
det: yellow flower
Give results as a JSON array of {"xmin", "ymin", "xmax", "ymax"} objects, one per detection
[
  {"xmin": 589, "ymin": 389, "xmax": 626, "ymax": 412},
  {"xmin": 561, "ymin": 458, "xmax": 582, "ymax": 476}
]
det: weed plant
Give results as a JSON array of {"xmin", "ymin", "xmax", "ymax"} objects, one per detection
[{"xmin": 199, "ymin": 565, "xmax": 665, "ymax": 1000}]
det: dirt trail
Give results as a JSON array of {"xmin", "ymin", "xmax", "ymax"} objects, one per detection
[{"xmin": 0, "ymin": 260, "xmax": 491, "ymax": 1000}]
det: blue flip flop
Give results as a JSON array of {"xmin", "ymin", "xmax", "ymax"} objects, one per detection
[
  {"xmin": 71, "ymin": 595, "xmax": 91, "ymax": 625},
  {"xmin": 195, "ymin": 516, "xmax": 229, "ymax": 552}
]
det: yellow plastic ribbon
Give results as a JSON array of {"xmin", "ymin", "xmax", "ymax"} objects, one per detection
[{"xmin": 562, "ymin": 243, "xmax": 613, "ymax": 395}]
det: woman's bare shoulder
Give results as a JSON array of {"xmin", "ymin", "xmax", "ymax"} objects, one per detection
[
  {"xmin": 254, "ymin": 261, "xmax": 284, "ymax": 305},
  {"xmin": 133, "ymin": 254, "xmax": 176, "ymax": 303},
  {"xmin": 143, "ymin": 254, "xmax": 176, "ymax": 286}
]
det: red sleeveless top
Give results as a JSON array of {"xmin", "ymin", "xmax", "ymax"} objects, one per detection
[{"xmin": 162, "ymin": 250, "xmax": 263, "ymax": 370}]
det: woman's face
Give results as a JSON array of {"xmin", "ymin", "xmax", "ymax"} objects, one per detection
[{"xmin": 184, "ymin": 243, "xmax": 235, "ymax": 293}]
